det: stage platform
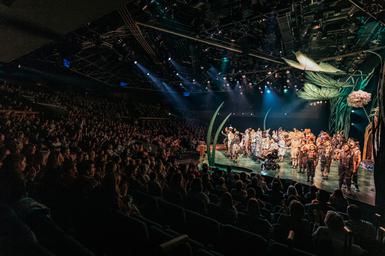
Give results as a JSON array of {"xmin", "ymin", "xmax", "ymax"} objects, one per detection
[{"xmin": 212, "ymin": 151, "xmax": 375, "ymax": 206}]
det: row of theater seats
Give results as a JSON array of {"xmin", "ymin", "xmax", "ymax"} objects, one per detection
[{"xmin": 129, "ymin": 190, "xmax": 315, "ymax": 256}]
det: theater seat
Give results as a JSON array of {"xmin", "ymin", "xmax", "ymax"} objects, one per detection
[
  {"xmin": 149, "ymin": 225, "xmax": 176, "ymax": 244},
  {"xmin": 207, "ymin": 203, "xmax": 221, "ymax": 219},
  {"xmin": 185, "ymin": 210, "xmax": 220, "ymax": 246},
  {"xmin": 158, "ymin": 199, "xmax": 186, "ymax": 231},
  {"xmin": 269, "ymin": 241, "xmax": 315, "ymax": 256},
  {"xmin": 219, "ymin": 224, "xmax": 267, "ymax": 256},
  {"xmin": 108, "ymin": 212, "xmax": 150, "ymax": 255},
  {"xmin": 132, "ymin": 191, "xmax": 161, "ymax": 222}
]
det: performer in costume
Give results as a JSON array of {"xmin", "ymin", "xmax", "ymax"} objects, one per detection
[
  {"xmin": 351, "ymin": 140, "xmax": 361, "ymax": 192},
  {"xmin": 320, "ymin": 140, "xmax": 333, "ymax": 180},
  {"xmin": 277, "ymin": 136, "xmax": 287, "ymax": 162},
  {"xmin": 261, "ymin": 132, "xmax": 270, "ymax": 158},
  {"xmin": 338, "ymin": 144, "xmax": 354, "ymax": 193},
  {"xmin": 270, "ymin": 139, "xmax": 279, "ymax": 153},
  {"xmin": 231, "ymin": 131, "xmax": 241, "ymax": 161},
  {"xmin": 249, "ymin": 129, "xmax": 257, "ymax": 157},
  {"xmin": 290, "ymin": 129, "xmax": 302, "ymax": 168},
  {"xmin": 306, "ymin": 144, "xmax": 318, "ymax": 184},
  {"xmin": 254, "ymin": 128, "xmax": 262, "ymax": 158},
  {"xmin": 298, "ymin": 142, "xmax": 308, "ymax": 174},
  {"xmin": 227, "ymin": 128, "xmax": 235, "ymax": 156}
]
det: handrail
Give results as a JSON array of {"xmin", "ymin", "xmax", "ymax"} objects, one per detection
[
  {"xmin": 0, "ymin": 109, "xmax": 38, "ymax": 115},
  {"xmin": 159, "ymin": 234, "xmax": 190, "ymax": 254}
]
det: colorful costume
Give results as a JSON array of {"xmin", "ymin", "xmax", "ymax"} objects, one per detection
[
  {"xmin": 338, "ymin": 145, "xmax": 354, "ymax": 192},
  {"xmin": 298, "ymin": 144, "xmax": 308, "ymax": 174},
  {"xmin": 320, "ymin": 142, "xmax": 333, "ymax": 179},
  {"xmin": 306, "ymin": 144, "xmax": 318, "ymax": 183}
]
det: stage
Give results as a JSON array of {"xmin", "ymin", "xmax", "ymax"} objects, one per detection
[{"xmin": 211, "ymin": 150, "xmax": 375, "ymax": 206}]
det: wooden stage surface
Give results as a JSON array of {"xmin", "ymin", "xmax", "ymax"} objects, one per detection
[{"xmin": 211, "ymin": 150, "xmax": 375, "ymax": 206}]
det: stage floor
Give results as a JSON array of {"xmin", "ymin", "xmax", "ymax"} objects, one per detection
[{"xmin": 212, "ymin": 151, "xmax": 375, "ymax": 206}]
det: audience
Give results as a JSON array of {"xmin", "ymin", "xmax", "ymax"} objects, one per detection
[
  {"xmin": 345, "ymin": 204, "xmax": 378, "ymax": 253},
  {"xmin": 329, "ymin": 189, "xmax": 349, "ymax": 213},
  {"xmin": 313, "ymin": 211, "xmax": 365, "ymax": 256},
  {"xmin": 0, "ymin": 82, "xmax": 383, "ymax": 256}
]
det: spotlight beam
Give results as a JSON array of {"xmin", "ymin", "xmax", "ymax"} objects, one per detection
[{"xmin": 136, "ymin": 22, "xmax": 283, "ymax": 65}]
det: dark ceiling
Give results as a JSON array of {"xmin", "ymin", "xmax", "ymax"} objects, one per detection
[
  {"xmin": 0, "ymin": 0, "xmax": 123, "ymax": 62},
  {"xmin": 4, "ymin": 0, "xmax": 385, "ymax": 94}
]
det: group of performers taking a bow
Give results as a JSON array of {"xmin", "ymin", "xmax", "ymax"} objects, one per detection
[{"xmin": 221, "ymin": 127, "xmax": 362, "ymax": 194}]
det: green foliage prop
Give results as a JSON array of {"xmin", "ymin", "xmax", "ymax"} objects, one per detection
[
  {"xmin": 211, "ymin": 113, "xmax": 232, "ymax": 165},
  {"xmin": 298, "ymin": 69, "xmax": 374, "ymax": 135},
  {"xmin": 206, "ymin": 102, "xmax": 224, "ymax": 161}
]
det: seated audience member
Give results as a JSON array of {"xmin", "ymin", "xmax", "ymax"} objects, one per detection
[
  {"xmin": 313, "ymin": 211, "xmax": 365, "ymax": 256},
  {"xmin": 268, "ymin": 180, "xmax": 283, "ymax": 206},
  {"xmin": 240, "ymin": 198, "xmax": 272, "ymax": 237},
  {"xmin": 0, "ymin": 204, "xmax": 53, "ymax": 256},
  {"xmin": 201, "ymin": 173, "xmax": 214, "ymax": 195},
  {"xmin": 284, "ymin": 185, "xmax": 300, "ymax": 206},
  {"xmin": 276, "ymin": 200, "xmax": 312, "ymax": 250},
  {"xmin": 214, "ymin": 176, "xmax": 228, "ymax": 196},
  {"xmin": 247, "ymin": 176, "xmax": 264, "ymax": 199},
  {"xmin": 147, "ymin": 171, "xmax": 163, "ymax": 197},
  {"xmin": 231, "ymin": 180, "xmax": 247, "ymax": 203},
  {"xmin": 164, "ymin": 172, "xmax": 186, "ymax": 205},
  {"xmin": 0, "ymin": 166, "xmax": 94, "ymax": 256},
  {"xmin": 307, "ymin": 189, "xmax": 334, "ymax": 225},
  {"xmin": 304, "ymin": 185, "xmax": 318, "ymax": 204},
  {"xmin": 294, "ymin": 182, "xmax": 305, "ymax": 202},
  {"xmin": 185, "ymin": 178, "xmax": 210, "ymax": 214},
  {"xmin": 345, "ymin": 204, "xmax": 378, "ymax": 253},
  {"xmin": 217, "ymin": 192, "xmax": 238, "ymax": 225},
  {"xmin": 329, "ymin": 189, "xmax": 349, "ymax": 213}
]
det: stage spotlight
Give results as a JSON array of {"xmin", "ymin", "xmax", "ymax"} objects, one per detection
[
  {"xmin": 168, "ymin": 57, "xmax": 171, "ymax": 61},
  {"xmin": 284, "ymin": 88, "xmax": 289, "ymax": 93},
  {"xmin": 352, "ymin": 109, "xmax": 355, "ymax": 113},
  {"xmin": 223, "ymin": 77, "xmax": 227, "ymax": 80},
  {"xmin": 267, "ymin": 89, "xmax": 271, "ymax": 94},
  {"xmin": 286, "ymin": 70, "xmax": 290, "ymax": 74},
  {"xmin": 351, "ymin": 122, "xmax": 355, "ymax": 126},
  {"xmin": 134, "ymin": 61, "xmax": 138, "ymax": 64},
  {"xmin": 176, "ymin": 73, "xmax": 179, "ymax": 76},
  {"xmin": 146, "ymin": 73, "xmax": 150, "ymax": 76}
]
